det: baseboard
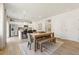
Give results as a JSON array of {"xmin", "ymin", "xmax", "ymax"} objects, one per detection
[{"xmin": 56, "ymin": 37, "xmax": 79, "ymax": 42}]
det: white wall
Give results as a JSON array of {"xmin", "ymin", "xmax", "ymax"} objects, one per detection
[
  {"xmin": 6, "ymin": 17, "xmax": 10, "ymax": 38},
  {"xmin": 0, "ymin": 3, "xmax": 6, "ymax": 49},
  {"xmin": 51, "ymin": 9, "xmax": 79, "ymax": 42},
  {"xmin": 33, "ymin": 9, "xmax": 79, "ymax": 42}
]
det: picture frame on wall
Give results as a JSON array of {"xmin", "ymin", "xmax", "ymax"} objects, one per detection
[{"xmin": 38, "ymin": 23, "xmax": 42, "ymax": 30}]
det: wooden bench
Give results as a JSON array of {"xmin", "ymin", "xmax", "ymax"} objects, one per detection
[{"xmin": 36, "ymin": 32, "xmax": 56, "ymax": 52}]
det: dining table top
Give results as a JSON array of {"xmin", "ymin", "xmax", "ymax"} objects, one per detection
[
  {"xmin": 31, "ymin": 32, "xmax": 52, "ymax": 36},
  {"xmin": 30, "ymin": 32, "xmax": 53, "ymax": 39}
]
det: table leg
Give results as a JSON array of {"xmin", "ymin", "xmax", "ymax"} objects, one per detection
[
  {"xmin": 53, "ymin": 37, "xmax": 56, "ymax": 43},
  {"xmin": 34, "ymin": 40, "xmax": 37, "ymax": 52}
]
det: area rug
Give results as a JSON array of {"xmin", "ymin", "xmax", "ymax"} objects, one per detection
[{"xmin": 19, "ymin": 40, "xmax": 64, "ymax": 55}]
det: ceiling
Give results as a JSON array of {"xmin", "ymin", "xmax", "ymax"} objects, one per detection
[{"xmin": 5, "ymin": 3, "xmax": 79, "ymax": 22}]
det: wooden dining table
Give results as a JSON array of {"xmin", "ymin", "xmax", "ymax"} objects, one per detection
[{"xmin": 31, "ymin": 32, "xmax": 53, "ymax": 52}]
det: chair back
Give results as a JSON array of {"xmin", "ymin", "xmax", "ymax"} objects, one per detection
[{"xmin": 27, "ymin": 33, "xmax": 33, "ymax": 43}]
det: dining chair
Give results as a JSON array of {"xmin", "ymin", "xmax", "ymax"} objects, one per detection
[{"xmin": 27, "ymin": 33, "xmax": 33, "ymax": 50}]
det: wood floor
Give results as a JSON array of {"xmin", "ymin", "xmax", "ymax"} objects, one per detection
[
  {"xmin": 0, "ymin": 37, "xmax": 79, "ymax": 55},
  {"xmin": 53, "ymin": 38, "xmax": 79, "ymax": 55}
]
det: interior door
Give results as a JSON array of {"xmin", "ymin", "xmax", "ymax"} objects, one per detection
[{"xmin": 45, "ymin": 20, "xmax": 51, "ymax": 32}]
